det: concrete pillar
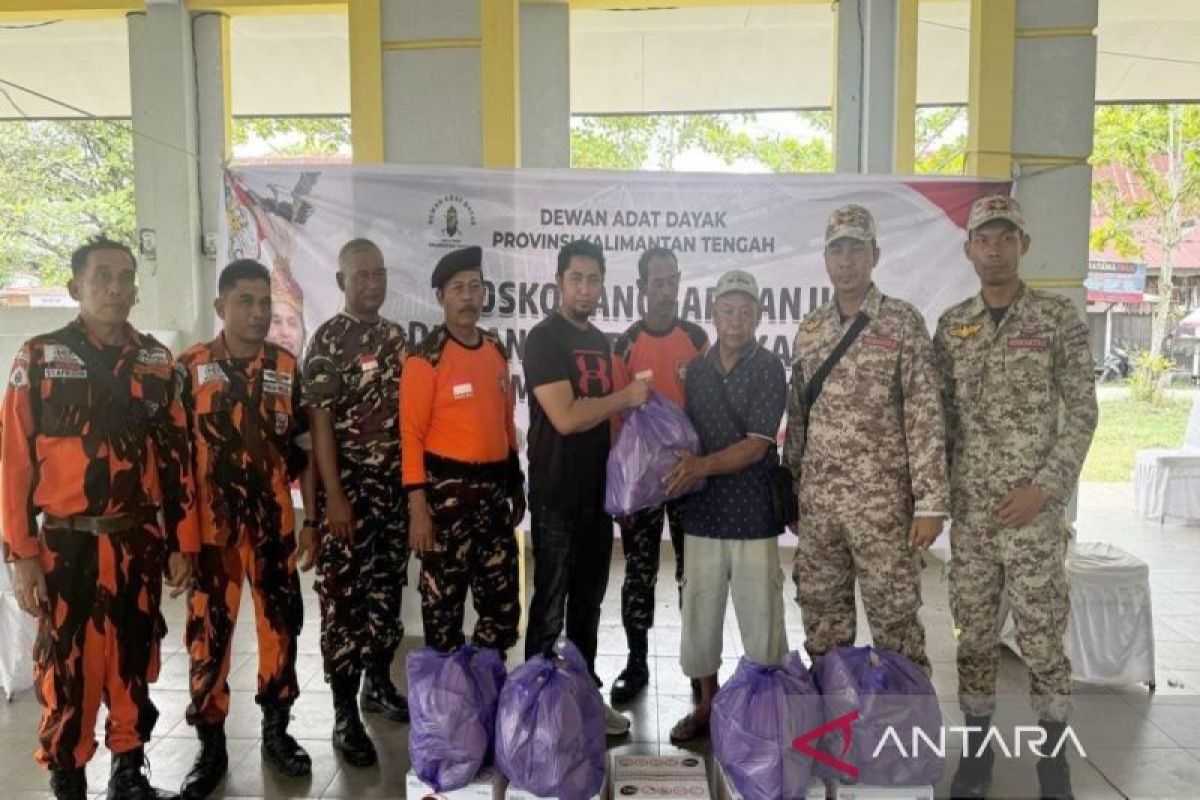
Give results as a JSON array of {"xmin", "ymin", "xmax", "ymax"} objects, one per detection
[
  {"xmin": 520, "ymin": 1, "xmax": 569, "ymax": 168},
  {"xmin": 380, "ymin": 0, "xmax": 483, "ymax": 165},
  {"xmin": 834, "ymin": 0, "xmax": 905, "ymax": 174},
  {"xmin": 194, "ymin": 11, "xmax": 230, "ymax": 322},
  {"xmin": 1011, "ymin": 0, "xmax": 1098, "ymax": 309},
  {"xmin": 127, "ymin": 5, "xmax": 203, "ymax": 347}
]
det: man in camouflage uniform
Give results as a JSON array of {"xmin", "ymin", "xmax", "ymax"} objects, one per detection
[
  {"xmin": 784, "ymin": 204, "xmax": 949, "ymax": 673},
  {"xmin": 176, "ymin": 260, "xmax": 314, "ymax": 798},
  {"xmin": 1, "ymin": 237, "xmax": 198, "ymax": 800},
  {"xmin": 935, "ymin": 195, "xmax": 1097, "ymax": 800},
  {"xmin": 304, "ymin": 238, "xmax": 410, "ymax": 768},
  {"xmin": 401, "ymin": 246, "xmax": 524, "ymax": 654}
]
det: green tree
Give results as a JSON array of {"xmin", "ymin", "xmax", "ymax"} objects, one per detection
[
  {"xmin": 232, "ymin": 116, "xmax": 351, "ymax": 157},
  {"xmin": 914, "ymin": 106, "xmax": 967, "ymax": 175},
  {"xmin": 1091, "ymin": 104, "xmax": 1200, "ymax": 357},
  {"xmin": 0, "ymin": 119, "xmax": 135, "ymax": 290}
]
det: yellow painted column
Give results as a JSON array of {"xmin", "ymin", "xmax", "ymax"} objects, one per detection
[
  {"xmin": 966, "ymin": 0, "xmax": 1015, "ymax": 178},
  {"xmin": 348, "ymin": 0, "xmax": 384, "ymax": 164},
  {"xmin": 480, "ymin": 0, "xmax": 520, "ymax": 167},
  {"xmin": 892, "ymin": 0, "xmax": 918, "ymax": 173},
  {"xmin": 219, "ymin": 13, "xmax": 233, "ymax": 161}
]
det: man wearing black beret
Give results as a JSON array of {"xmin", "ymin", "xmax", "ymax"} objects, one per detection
[{"xmin": 400, "ymin": 246, "xmax": 525, "ymax": 655}]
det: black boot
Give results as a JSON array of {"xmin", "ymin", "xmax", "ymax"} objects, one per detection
[
  {"xmin": 332, "ymin": 675, "xmax": 377, "ymax": 767},
  {"xmin": 179, "ymin": 722, "xmax": 228, "ymax": 800},
  {"xmin": 611, "ymin": 629, "xmax": 650, "ymax": 705},
  {"xmin": 261, "ymin": 704, "xmax": 312, "ymax": 778},
  {"xmin": 1036, "ymin": 720, "xmax": 1075, "ymax": 800},
  {"xmin": 49, "ymin": 767, "xmax": 86, "ymax": 800},
  {"xmin": 950, "ymin": 715, "xmax": 995, "ymax": 799},
  {"xmin": 361, "ymin": 659, "xmax": 409, "ymax": 723},
  {"xmin": 107, "ymin": 747, "xmax": 179, "ymax": 800}
]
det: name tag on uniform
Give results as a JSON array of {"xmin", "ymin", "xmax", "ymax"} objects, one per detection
[
  {"xmin": 274, "ymin": 412, "xmax": 289, "ymax": 435},
  {"xmin": 136, "ymin": 349, "xmax": 169, "ymax": 367},
  {"xmin": 358, "ymin": 354, "xmax": 379, "ymax": 372},
  {"xmin": 453, "ymin": 382, "xmax": 474, "ymax": 400},
  {"xmin": 635, "ymin": 369, "xmax": 653, "ymax": 381},
  {"xmin": 45, "ymin": 367, "xmax": 87, "ymax": 380},
  {"xmin": 1008, "ymin": 336, "xmax": 1049, "ymax": 351},
  {"xmin": 262, "ymin": 369, "xmax": 293, "ymax": 396},
  {"xmin": 43, "ymin": 345, "xmax": 85, "ymax": 366},
  {"xmin": 198, "ymin": 363, "xmax": 227, "ymax": 385},
  {"xmin": 862, "ymin": 335, "xmax": 900, "ymax": 352}
]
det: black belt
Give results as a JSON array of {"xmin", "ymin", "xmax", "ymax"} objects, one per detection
[
  {"xmin": 43, "ymin": 508, "xmax": 158, "ymax": 535},
  {"xmin": 425, "ymin": 452, "xmax": 509, "ymax": 483}
]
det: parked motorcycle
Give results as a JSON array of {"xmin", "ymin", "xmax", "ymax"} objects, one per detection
[{"xmin": 1098, "ymin": 346, "xmax": 1132, "ymax": 382}]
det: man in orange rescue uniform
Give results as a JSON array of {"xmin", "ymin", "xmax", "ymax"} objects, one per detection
[
  {"xmin": 175, "ymin": 259, "xmax": 316, "ymax": 799},
  {"xmin": 402, "ymin": 246, "xmax": 524, "ymax": 654},
  {"xmin": 1, "ymin": 237, "xmax": 198, "ymax": 800}
]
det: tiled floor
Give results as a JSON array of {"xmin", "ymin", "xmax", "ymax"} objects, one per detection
[{"xmin": 4, "ymin": 481, "xmax": 1200, "ymax": 798}]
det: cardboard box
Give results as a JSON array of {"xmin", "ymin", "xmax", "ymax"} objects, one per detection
[
  {"xmin": 499, "ymin": 773, "xmax": 606, "ymax": 800},
  {"xmin": 715, "ymin": 761, "xmax": 827, "ymax": 800},
  {"xmin": 610, "ymin": 754, "xmax": 708, "ymax": 781},
  {"xmin": 833, "ymin": 784, "xmax": 935, "ymax": 800},
  {"xmin": 609, "ymin": 776, "xmax": 712, "ymax": 798},
  {"xmin": 405, "ymin": 768, "xmax": 499, "ymax": 800}
]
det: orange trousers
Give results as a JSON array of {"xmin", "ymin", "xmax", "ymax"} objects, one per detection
[
  {"xmin": 185, "ymin": 534, "xmax": 303, "ymax": 725},
  {"xmin": 33, "ymin": 525, "xmax": 166, "ymax": 770}
]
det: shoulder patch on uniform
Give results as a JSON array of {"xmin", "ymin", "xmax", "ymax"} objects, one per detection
[
  {"xmin": 613, "ymin": 322, "xmax": 641, "ymax": 361},
  {"xmin": 681, "ymin": 319, "xmax": 708, "ymax": 351},
  {"xmin": 480, "ymin": 328, "xmax": 510, "ymax": 362},
  {"xmin": 948, "ymin": 323, "xmax": 984, "ymax": 339},
  {"xmin": 8, "ymin": 346, "xmax": 28, "ymax": 388},
  {"xmin": 414, "ymin": 325, "xmax": 451, "ymax": 367}
]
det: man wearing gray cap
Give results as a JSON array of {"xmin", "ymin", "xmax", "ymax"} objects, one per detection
[
  {"xmin": 935, "ymin": 195, "xmax": 1096, "ymax": 800},
  {"xmin": 663, "ymin": 269, "xmax": 789, "ymax": 744},
  {"xmin": 784, "ymin": 204, "xmax": 949, "ymax": 674}
]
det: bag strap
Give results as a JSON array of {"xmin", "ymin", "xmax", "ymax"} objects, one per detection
[
  {"xmin": 52, "ymin": 324, "xmax": 132, "ymax": 404},
  {"xmin": 801, "ymin": 310, "xmax": 871, "ymax": 411},
  {"xmin": 708, "ymin": 346, "xmax": 776, "ymax": 453}
]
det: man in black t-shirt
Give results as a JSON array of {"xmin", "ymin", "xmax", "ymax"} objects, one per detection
[{"xmin": 523, "ymin": 239, "xmax": 650, "ymax": 737}]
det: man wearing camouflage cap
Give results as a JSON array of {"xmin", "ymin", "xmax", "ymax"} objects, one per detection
[
  {"xmin": 934, "ymin": 194, "xmax": 1096, "ymax": 800},
  {"xmin": 784, "ymin": 204, "xmax": 949, "ymax": 674}
]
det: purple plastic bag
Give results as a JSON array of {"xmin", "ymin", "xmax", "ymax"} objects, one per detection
[
  {"xmin": 406, "ymin": 645, "xmax": 506, "ymax": 792},
  {"xmin": 605, "ymin": 393, "xmax": 704, "ymax": 517},
  {"xmin": 809, "ymin": 646, "xmax": 945, "ymax": 786},
  {"xmin": 712, "ymin": 653, "xmax": 824, "ymax": 800},
  {"xmin": 494, "ymin": 639, "xmax": 606, "ymax": 800}
]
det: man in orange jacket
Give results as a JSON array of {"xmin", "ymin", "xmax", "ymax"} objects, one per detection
[
  {"xmin": 0, "ymin": 237, "xmax": 198, "ymax": 800},
  {"xmin": 175, "ymin": 259, "xmax": 316, "ymax": 799},
  {"xmin": 401, "ymin": 246, "xmax": 524, "ymax": 655}
]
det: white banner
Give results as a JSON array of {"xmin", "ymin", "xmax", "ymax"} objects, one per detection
[{"xmin": 221, "ymin": 165, "xmax": 1005, "ymax": 408}]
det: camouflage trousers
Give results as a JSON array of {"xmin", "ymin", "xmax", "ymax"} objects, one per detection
[
  {"xmin": 33, "ymin": 525, "xmax": 166, "ymax": 770},
  {"xmin": 185, "ymin": 532, "xmax": 303, "ymax": 726},
  {"xmin": 950, "ymin": 506, "xmax": 1072, "ymax": 722},
  {"xmin": 418, "ymin": 456, "xmax": 520, "ymax": 654},
  {"xmin": 315, "ymin": 468, "xmax": 410, "ymax": 682},
  {"xmin": 617, "ymin": 500, "xmax": 685, "ymax": 634},
  {"xmin": 793, "ymin": 504, "xmax": 929, "ymax": 670}
]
